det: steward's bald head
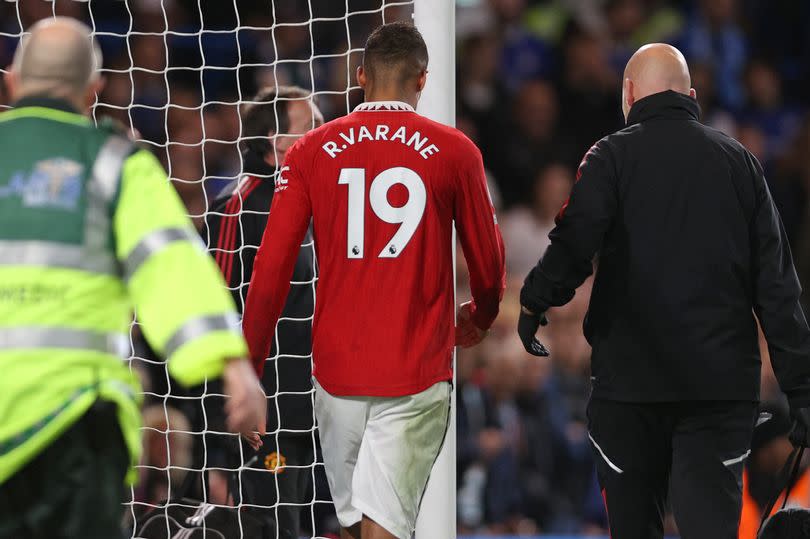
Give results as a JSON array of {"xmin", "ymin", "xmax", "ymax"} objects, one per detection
[
  {"xmin": 7, "ymin": 17, "xmax": 102, "ymax": 111},
  {"xmin": 621, "ymin": 43, "xmax": 695, "ymax": 122}
]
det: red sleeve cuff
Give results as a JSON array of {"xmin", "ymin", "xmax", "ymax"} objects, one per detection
[{"xmin": 470, "ymin": 300, "xmax": 497, "ymax": 332}]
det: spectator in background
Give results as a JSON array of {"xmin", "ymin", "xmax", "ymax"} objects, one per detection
[
  {"xmin": 486, "ymin": 80, "xmax": 566, "ymax": 206},
  {"xmin": 740, "ymin": 59, "xmax": 804, "ymax": 169},
  {"xmin": 678, "ymin": 0, "xmax": 747, "ymax": 111},
  {"xmin": 200, "ymin": 86, "xmax": 324, "ymax": 539},
  {"xmin": 524, "ymin": 274, "xmax": 595, "ymax": 533},
  {"xmin": 457, "ymin": 339, "xmax": 527, "ymax": 535},
  {"xmin": 483, "ymin": 338, "xmax": 528, "ymax": 532},
  {"xmin": 690, "ymin": 61, "xmax": 737, "ymax": 135},
  {"xmin": 458, "ymin": 32, "xmax": 509, "ymax": 143},
  {"xmin": 741, "ymin": 0, "xmax": 810, "ymax": 103},
  {"xmin": 545, "ymin": 275, "xmax": 593, "ymax": 418},
  {"xmin": 457, "ymin": 345, "xmax": 501, "ymax": 533},
  {"xmin": 557, "ymin": 26, "xmax": 622, "ymax": 164},
  {"xmin": 491, "ymin": 0, "xmax": 556, "ymax": 91},
  {"xmin": 605, "ymin": 0, "xmax": 647, "ymax": 74},
  {"xmin": 514, "ymin": 340, "xmax": 557, "ymax": 527},
  {"xmin": 500, "ymin": 162, "xmax": 574, "ymax": 275},
  {"xmin": 780, "ymin": 117, "xmax": 810, "ymax": 301}
]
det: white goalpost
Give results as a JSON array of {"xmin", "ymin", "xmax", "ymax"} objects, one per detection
[
  {"xmin": 0, "ymin": 0, "xmax": 456, "ymax": 537},
  {"xmin": 413, "ymin": 1, "xmax": 457, "ymax": 538}
]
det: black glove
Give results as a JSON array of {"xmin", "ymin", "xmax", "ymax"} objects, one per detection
[
  {"xmin": 517, "ymin": 308, "xmax": 549, "ymax": 357},
  {"xmin": 520, "ymin": 265, "xmax": 575, "ymax": 315},
  {"xmin": 789, "ymin": 406, "xmax": 810, "ymax": 448}
]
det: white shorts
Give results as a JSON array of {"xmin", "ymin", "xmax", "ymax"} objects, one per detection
[{"xmin": 313, "ymin": 379, "xmax": 451, "ymax": 539}]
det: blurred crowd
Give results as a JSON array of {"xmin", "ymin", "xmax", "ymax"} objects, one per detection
[{"xmin": 2, "ymin": 0, "xmax": 810, "ymax": 536}]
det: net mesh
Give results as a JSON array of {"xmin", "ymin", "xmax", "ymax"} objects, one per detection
[{"xmin": 0, "ymin": 1, "xmax": 414, "ymax": 537}]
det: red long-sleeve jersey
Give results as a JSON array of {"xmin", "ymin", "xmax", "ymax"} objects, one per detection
[{"xmin": 243, "ymin": 101, "xmax": 505, "ymax": 397}]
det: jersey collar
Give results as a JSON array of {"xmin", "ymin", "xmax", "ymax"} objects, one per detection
[{"xmin": 354, "ymin": 101, "xmax": 415, "ymax": 112}]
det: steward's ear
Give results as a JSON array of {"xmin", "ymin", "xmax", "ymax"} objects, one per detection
[{"xmin": 4, "ymin": 68, "xmax": 19, "ymax": 102}]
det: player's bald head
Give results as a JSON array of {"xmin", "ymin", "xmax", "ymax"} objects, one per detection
[
  {"xmin": 8, "ymin": 17, "xmax": 102, "ymax": 107},
  {"xmin": 621, "ymin": 43, "xmax": 695, "ymax": 122}
]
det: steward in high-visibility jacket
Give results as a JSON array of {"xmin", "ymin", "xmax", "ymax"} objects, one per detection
[
  {"xmin": 0, "ymin": 18, "xmax": 265, "ymax": 537},
  {"xmin": 0, "ymin": 97, "xmax": 253, "ymax": 533}
]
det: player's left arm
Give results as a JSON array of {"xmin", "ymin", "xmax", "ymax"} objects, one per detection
[
  {"xmin": 520, "ymin": 139, "xmax": 618, "ymax": 315},
  {"xmin": 243, "ymin": 142, "xmax": 312, "ymax": 377},
  {"xmin": 454, "ymin": 138, "xmax": 506, "ymax": 333}
]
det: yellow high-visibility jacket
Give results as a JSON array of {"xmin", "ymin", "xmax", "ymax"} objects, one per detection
[{"xmin": 0, "ymin": 97, "xmax": 247, "ymax": 484}]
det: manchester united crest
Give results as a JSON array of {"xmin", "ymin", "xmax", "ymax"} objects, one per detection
[{"xmin": 264, "ymin": 451, "xmax": 287, "ymax": 474}]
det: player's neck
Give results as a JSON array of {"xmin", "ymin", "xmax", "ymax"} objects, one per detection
[{"xmin": 364, "ymin": 90, "xmax": 418, "ymax": 110}]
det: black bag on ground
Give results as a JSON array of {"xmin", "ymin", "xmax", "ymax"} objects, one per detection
[
  {"xmin": 759, "ymin": 446, "xmax": 810, "ymax": 538},
  {"xmin": 133, "ymin": 468, "xmax": 275, "ymax": 539},
  {"xmin": 760, "ymin": 508, "xmax": 810, "ymax": 538}
]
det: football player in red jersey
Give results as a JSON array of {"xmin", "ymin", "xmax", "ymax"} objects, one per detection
[{"xmin": 243, "ymin": 22, "xmax": 505, "ymax": 539}]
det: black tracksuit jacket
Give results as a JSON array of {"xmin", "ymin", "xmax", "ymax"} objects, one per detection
[
  {"xmin": 521, "ymin": 90, "xmax": 810, "ymax": 405},
  {"xmin": 201, "ymin": 152, "xmax": 315, "ymax": 434}
]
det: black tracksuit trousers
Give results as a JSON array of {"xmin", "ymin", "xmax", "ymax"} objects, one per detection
[
  {"xmin": 230, "ymin": 435, "xmax": 315, "ymax": 539},
  {"xmin": 0, "ymin": 401, "xmax": 127, "ymax": 539},
  {"xmin": 587, "ymin": 399, "xmax": 758, "ymax": 539}
]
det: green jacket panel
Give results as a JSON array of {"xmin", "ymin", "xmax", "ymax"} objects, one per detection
[
  {"xmin": 0, "ymin": 100, "xmax": 247, "ymax": 485},
  {"xmin": 0, "ymin": 106, "xmax": 111, "ymax": 245}
]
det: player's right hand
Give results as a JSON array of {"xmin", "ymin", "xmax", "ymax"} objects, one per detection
[
  {"xmin": 517, "ymin": 307, "xmax": 550, "ymax": 357},
  {"xmin": 223, "ymin": 358, "xmax": 267, "ymax": 448},
  {"xmin": 456, "ymin": 301, "xmax": 487, "ymax": 348}
]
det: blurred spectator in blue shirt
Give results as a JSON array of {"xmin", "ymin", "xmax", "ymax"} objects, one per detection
[
  {"xmin": 491, "ymin": 0, "xmax": 557, "ymax": 91},
  {"xmin": 739, "ymin": 59, "xmax": 804, "ymax": 168},
  {"xmin": 678, "ymin": 0, "xmax": 747, "ymax": 110},
  {"xmin": 557, "ymin": 26, "xmax": 622, "ymax": 161}
]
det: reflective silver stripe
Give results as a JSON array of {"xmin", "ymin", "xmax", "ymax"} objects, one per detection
[
  {"xmin": 588, "ymin": 433, "xmax": 624, "ymax": 474},
  {"xmin": 164, "ymin": 313, "xmax": 240, "ymax": 359},
  {"xmin": 722, "ymin": 449, "xmax": 751, "ymax": 467},
  {"xmin": 0, "ymin": 240, "xmax": 117, "ymax": 274},
  {"xmin": 84, "ymin": 136, "xmax": 133, "ymax": 253},
  {"xmin": 123, "ymin": 227, "xmax": 201, "ymax": 282},
  {"xmin": 0, "ymin": 327, "xmax": 129, "ymax": 357}
]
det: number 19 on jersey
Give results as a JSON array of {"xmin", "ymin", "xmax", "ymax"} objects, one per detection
[{"xmin": 338, "ymin": 167, "xmax": 426, "ymax": 259}]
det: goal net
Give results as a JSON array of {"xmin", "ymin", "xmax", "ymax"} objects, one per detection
[{"xmin": 0, "ymin": 1, "xmax": 435, "ymax": 538}]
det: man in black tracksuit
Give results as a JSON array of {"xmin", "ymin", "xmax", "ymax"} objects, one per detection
[
  {"xmin": 518, "ymin": 44, "xmax": 810, "ymax": 538},
  {"xmin": 200, "ymin": 86, "xmax": 323, "ymax": 538}
]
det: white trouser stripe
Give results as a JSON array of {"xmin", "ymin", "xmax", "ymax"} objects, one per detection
[
  {"xmin": 588, "ymin": 433, "xmax": 624, "ymax": 474},
  {"xmin": 722, "ymin": 449, "xmax": 751, "ymax": 467}
]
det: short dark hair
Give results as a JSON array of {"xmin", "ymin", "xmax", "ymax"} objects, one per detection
[
  {"xmin": 241, "ymin": 85, "xmax": 309, "ymax": 158},
  {"xmin": 363, "ymin": 22, "xmax": 428, "ymax": 85}
]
